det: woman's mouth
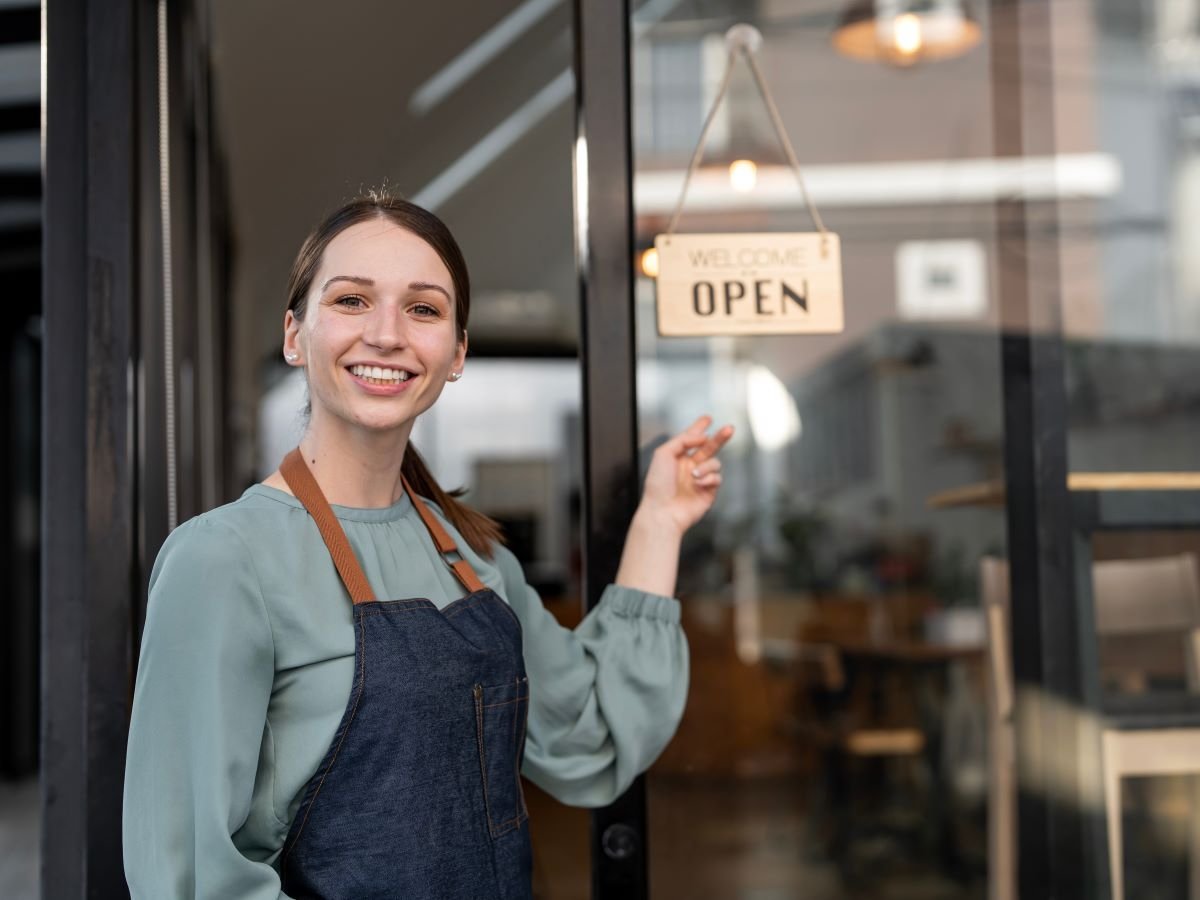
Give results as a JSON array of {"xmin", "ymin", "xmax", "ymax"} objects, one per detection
[
  {"xmin": 346, "ymin": 364, "xmax": 417, "ymax": 394},
  {"xmin": 349, "ymin": 364, "xmax": 413, "ymax": 385}
]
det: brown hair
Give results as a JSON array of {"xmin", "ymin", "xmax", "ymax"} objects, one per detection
[{"xmin": 286, "ymin": 193, "xmax": 503, "ymax": 558}]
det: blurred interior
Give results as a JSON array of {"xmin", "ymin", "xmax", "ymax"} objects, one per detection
[{"xmin": 8, "ymin": 0, "xmax": 1200, "ymax": 897}]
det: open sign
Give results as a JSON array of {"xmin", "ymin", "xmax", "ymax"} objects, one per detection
[{"xmin": 654, "ymin": 232, "xmax": 844, "ymax": 337}]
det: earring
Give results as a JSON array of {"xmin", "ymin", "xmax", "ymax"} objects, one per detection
[
  {"xmin": 285, "ymin": 352, "xmax": 299, "ymax": 363},
  {"xmin": 449, "ymin": 372, "xmax": 463, "ymax": 382}
]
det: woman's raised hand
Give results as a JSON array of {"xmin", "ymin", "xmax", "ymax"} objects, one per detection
[{"xmin": 638, "ymin": 415, "xmax": 735, "ymax": 535}]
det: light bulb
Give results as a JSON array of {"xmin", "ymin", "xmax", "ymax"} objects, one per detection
[
  {"xmin": 640, "ymin": 247, "xmax": 660, "ymax": 279},
  {"xmin": 893, "ymin": 13, "xmax": 923, "ymax": 58},
  {"xmin": 729, "ymin": 159, "xmax": 758, "ymax": 193}
]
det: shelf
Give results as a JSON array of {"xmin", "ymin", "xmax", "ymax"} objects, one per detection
[{"xmin": 927, "ymin": 472, "xmax": 1200, "ymax": 509}]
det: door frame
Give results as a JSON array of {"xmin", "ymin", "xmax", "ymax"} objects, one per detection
[{"xmin": 572, "ymin": 1, "xmax": 648, "ymax": 897}]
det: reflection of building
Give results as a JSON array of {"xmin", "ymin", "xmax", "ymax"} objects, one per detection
[
  {"xmin": 791, "ymin": 321, "xmax": 1200, "ymax": 581},
  {"xmin": 798, "ymin": 322, "xmax": 1200, "ymax": 490}
]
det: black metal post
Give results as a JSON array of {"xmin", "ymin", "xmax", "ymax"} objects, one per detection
[
  {"xmin": 990, "ymin": 2, "xmax": 1107, "ymax": 897},
  {"xmin": 42, "ymin": 0, "xmax": 145, "ymax": 895},
  {"xmin": 571, "ymin": 1, "xmax": 647, "ymax": 897}
]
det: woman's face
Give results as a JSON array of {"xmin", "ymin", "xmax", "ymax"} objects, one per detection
[{"xmin": 283, "ymin": 219, "xmax": 467, "ymax": 440}]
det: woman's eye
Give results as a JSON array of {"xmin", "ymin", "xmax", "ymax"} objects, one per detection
[
  {"xmin": 411, "ymin": 303, "xmax": 440, "ymax": 317},
  {"xmin": 336, "ymin": 294, "xmax": 366, "ymax": 309}
]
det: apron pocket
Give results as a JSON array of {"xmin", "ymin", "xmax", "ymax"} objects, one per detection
[{"xmin": 473, "ymin": 676, "xmax": 530, "ymax": 838}]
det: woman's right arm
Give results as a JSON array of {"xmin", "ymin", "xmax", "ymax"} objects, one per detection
[{"xmin": 123, "ymin": 516, "xmax": 290, "ymax": 900}]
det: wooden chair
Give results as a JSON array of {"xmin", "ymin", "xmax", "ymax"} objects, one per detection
[
  {"xmin": 980, "ymin": 557, "xmax": 1017, "ymax": 900},
  {"xmin": 789, "ymin": 597, "xmax": 931, "ymax": 872},
  {"xmin": 982, "ymin": 553, "xmax": 1200, "ymax": 900},
  {"xmin": 791, "ymin": 596, "xmax": 929, "ymax": 767}
]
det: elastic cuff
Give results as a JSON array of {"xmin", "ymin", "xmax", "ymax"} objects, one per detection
[{"xmin": 599, "ymin": 585, "xmax": 681, "ymax": 624}]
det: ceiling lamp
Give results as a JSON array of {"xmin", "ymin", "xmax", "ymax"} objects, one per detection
[{"xmin": 832, "ymin": 0, "xmax": 981, "ymax": 67}]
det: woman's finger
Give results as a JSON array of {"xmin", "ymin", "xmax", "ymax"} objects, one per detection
[
  {"xmin": 689, "ymin": 425, "xmax": 735, "ymax": 465},
  {"xmin": 658, "ymin": 434, "xmax": 707, "ymax": 462},
  {"xmin": 658, "ymin": 417, "xmax": 713, "ymax": 454},
  {"xmin": 693, "ymin": 472, "xmax": 722, "ymax": 490},
  {"xmin": 690, "ymin": 458, "xmax": 722, "ymax": 479}
]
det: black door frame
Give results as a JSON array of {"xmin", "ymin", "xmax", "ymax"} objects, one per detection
[
  {"xmin": 42, "ymin": 0, "xmax": 146, "ymax": 894},
  {"xmin": 572, "ymin": 1, "xmax": 648, "ymax": 897},
  {"xmin": 989, "ymin": 3, "xmax": 1110, "ymax": 897},
  {"xmin": 42, "ymin": 0, "xmax": 222, "ymax": 895}
]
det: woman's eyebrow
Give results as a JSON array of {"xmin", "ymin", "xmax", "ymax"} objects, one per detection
[
  {"xmin": 321, "ymin": 274, "xmax": 374, "ymax": 293},
  {"xmin": 409, "ymin": 281, "xmax": 451, "ymax": 301},
  {"xmin": 321, "ymin": 275, "xmax": 449, "ymax": 301}
]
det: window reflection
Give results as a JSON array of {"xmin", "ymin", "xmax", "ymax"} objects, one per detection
[{"xmin": 633, "ymin": 1, "xmax": 1200, "ymax": 898}]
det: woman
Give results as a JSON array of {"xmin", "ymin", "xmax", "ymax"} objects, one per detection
[{"xmin": 123, "ymin": 194, "xmax": 731, "ymax": 899}]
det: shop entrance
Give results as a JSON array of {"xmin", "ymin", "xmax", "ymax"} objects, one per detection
[{"xmin": 38, "ymin": 1, "xmax": 1200, "ymax": 898}]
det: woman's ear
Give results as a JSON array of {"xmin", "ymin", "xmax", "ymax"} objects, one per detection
[
  {"xmin": 283, "ymin": 310, "xmax": 304, "ymax": 365},
  {"xmin": 452, "ymin": 329, "xmax": 469, "ymax": 373}
]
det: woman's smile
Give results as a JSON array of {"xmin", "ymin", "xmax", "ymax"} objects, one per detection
[
  {"xmin": 345, "ymin": 362, "xmax": 418, "ymax": 394},
  {"xmin": 284, "ymin": 219, "xmax": 467, "ymax": 436}
]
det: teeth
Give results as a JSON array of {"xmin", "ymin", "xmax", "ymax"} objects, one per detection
[{"xmin": 351, "ymin": 364, "xmax": 411, "ymax": 383}]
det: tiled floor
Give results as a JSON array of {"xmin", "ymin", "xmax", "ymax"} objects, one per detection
[
  {"xmin": 0, "ymin": 778, "xmax": 38, "ymax": 900},
  {"xmin": 5, "ymin": 768, "xmax": 1197, "ymax": 898},
  {"xmin": 527, "ymin": 774, "xmax": 978, "ymax": 900},
  {"xmin": 7, "ymin": 768, "xmax": 1193, "ymax": 898}
]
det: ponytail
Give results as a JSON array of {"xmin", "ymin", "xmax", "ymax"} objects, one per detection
[{"xmin": 402, "ymin": 444, "xmax": 504, "ymax": 559}]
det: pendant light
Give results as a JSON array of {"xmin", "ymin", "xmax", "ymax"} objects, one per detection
[{"xmin": 832, "ymin": 0, "xmax": 981, "ymax": 67}]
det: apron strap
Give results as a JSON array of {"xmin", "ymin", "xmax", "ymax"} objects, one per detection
[
  {"xmin": 400, "ymin": 475, "xmax": 488, "ymax": 595},
  {"xmin": 280, "ymin": 448, "xmax": 488, "ymax": 602},
  {"xmin": 281, "ymin": 449, "xmax": 376, "ymax": 604}
]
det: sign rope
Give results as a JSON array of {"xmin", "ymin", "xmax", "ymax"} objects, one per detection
[{"xmin": 664, "ymin": 24, "xmax": 829, "ymax": 249}]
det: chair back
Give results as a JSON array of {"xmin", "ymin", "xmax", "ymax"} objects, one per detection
[
  {"xmin": 1092, "ymin": 554, "xmax": 1200, "ymax": 635},
  {"xmin": 980, "ymin": 557, "xmax": 1014, "ymax": 722},
  {"xmin": 981, "ymin": 554, "xmax": 1200, "ymax": 698},
  {"xmin": 1093, "ymin": 553, "xmax": 1200, "ymax": 691}
]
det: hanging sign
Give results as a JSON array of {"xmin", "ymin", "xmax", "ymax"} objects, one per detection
[
  {"xmin": 655, "ymin": 232, "xmax": 843, "ymax": 336},
  {"xmin": 653, "ymin": 23, "xmax": 844, "ymax": 338}
]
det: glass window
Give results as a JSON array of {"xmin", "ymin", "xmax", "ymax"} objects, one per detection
[{"xmin": 628, "ymin": 1, "xmax": 1200, "ymax": 897}]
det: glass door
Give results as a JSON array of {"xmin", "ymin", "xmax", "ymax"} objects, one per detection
[
  {"xmin": 612, "ymin": 2, "xmax": 1200, "ymax": 898},
  {"xmin": 628, "ymin": 3, "xmax": 1008, "ymax": 895}
]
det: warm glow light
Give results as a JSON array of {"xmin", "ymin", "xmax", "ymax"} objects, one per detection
[
  {"xmin": 729, "ymin": 159, "xmax": 758, "ymax": 193},
  {"xmin": 640, "ymin": 247, "xmax": 660, "ymax": 278},
  {"xmin": 893, "ymin": 13, "xmax": 923, "ymax": 57},
  {"xmin": 832, "ymin": 1, "xmax": 981, "ymax": 68},
  {"xmin": 746, "ymin": 365, "xmax": 801, "ymax": 451}
]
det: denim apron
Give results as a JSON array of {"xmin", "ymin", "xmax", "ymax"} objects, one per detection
[{"xmin": 277, "ymin": 449, "xmax": 533, "ymax": 900}]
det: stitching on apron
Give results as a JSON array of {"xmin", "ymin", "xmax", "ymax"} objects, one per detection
[
  {"xmin": 477, "ymin": 687, "xmax": 530, "ymax": 837},
  {"xmin": 356, "ymin": 605, "xmax": 436, "ymax": 619},
  {"xmin": 473, "ymin": 685, "xmax": 494, "ymax": 836},
  {"xmin": 442, "ymin": 596, "xmax": 490, "ymax": 619},
  {"xmin": 515, "ymin": 692, "xmax": 530, "ymax": 820},
  {"xmin": 482, "ymin": 698, "xmax": 524, "ymax": 709}
]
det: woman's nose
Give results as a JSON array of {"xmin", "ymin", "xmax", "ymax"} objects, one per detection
[{"xmin": 362, "ymin": 305, "xmax": 406, "ymax": 350}]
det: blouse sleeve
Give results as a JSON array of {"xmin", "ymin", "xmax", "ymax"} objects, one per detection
[
  {"xmin": 123, "ymin": 517, "xmax": 290, "ymax": 900},
  {"xmin": 493, "ymin": 547, "xmax": 690, "ymax": 808}
]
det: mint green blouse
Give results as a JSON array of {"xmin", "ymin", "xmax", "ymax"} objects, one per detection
[{"xmin": 122, "ymin": 484, "xmax": 689, "ymax": 900}]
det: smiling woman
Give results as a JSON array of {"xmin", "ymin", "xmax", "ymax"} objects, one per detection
[
  {"xmin": 121, "ymin": 193, "xmax": 733, "ymax": 900},
  {"xmin": 267, "ymin": 196, "xmax": 501, "ymax": 554}
]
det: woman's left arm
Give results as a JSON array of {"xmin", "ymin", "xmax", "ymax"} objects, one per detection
[
  {"xmin": 615, "ymin": 416, "xmax": 734, "ymax": 598},
  {"xmin": 502, "ymin": 416, "xmax": 731, "ymax": 807}
]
